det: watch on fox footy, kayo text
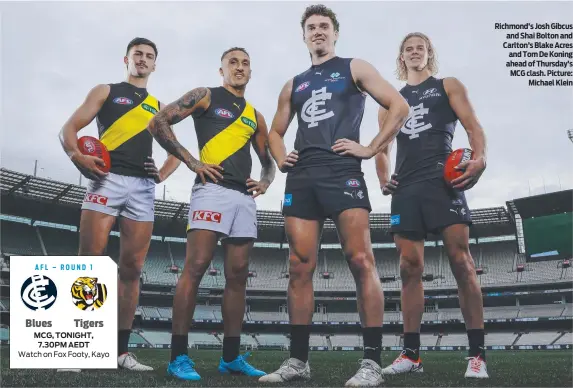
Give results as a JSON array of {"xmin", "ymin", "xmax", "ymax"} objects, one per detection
[{"xmin": 9, "ymin": 256, "xmax": 118, "ymax": 369}]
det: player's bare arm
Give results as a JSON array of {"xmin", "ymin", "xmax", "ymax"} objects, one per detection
[
  {"xmin": 444, "ymin": 77, "xmax": 487, "ymax": 190},
  {"xmin": 375, "ymin": 107, "xmax": 399, "ymax": 195},
  {"xmin": 59, "ymin": 84, "xmax": 110, "ymax": 180},
  {"xmin": 268, "ymin": 79, "xmax": 298, "ymax": 172},
  {"xmin": 247, "ymin": 111, "xmax": 277, "ymax": 198},
  {"xmin": 144, "ymin": 101, "xmax": 182, "ymax": 183},
  {"xmin": 332, "ymin": 59, "xmax": 409, "ymax": 159},
  {"xmin": 147, "ymin": 87, "xmax": 224, "ymax": 184}
]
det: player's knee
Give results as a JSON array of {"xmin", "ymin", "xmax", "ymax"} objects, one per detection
[
  {"xmin": 347, "ymin": 251, "xmax": 374, "ymax": 276},
  {"xmin": 225, "ymin": 261, "xmax": 249, "ymax": 285},
  {"xmin": 399, "ymin": 254, "xmax": 424, "ymax": 281},
  {"xmin": 450, "ymin": 252, "xmax": 476, "ymax": 281},
  {"xmin": 118, "ymin": 260, "xmax": 143, "ymax": 281},
  {"xmin": 289, "ymin": 254, "xmax": 314, "ymax": 282}
]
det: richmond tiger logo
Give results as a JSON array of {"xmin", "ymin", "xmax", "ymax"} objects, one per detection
[{"xmin": 71, "ymin": 277, "xmax": 107, "ymax": 311}]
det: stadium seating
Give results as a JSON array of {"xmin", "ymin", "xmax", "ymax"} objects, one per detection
[
  {"xmin": 2, "ymin": 220, "xmax": 571, "ymax": 290},
  {"xmin": 1, "ymin": 222, "xmax": 43, "ymax": 256}
]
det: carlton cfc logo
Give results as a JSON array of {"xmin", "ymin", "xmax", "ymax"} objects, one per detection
[{"xmin": 215, "ymin": 108, "xmax": 234, "ymax": 119}]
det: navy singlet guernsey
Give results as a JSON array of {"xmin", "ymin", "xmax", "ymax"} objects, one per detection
[
  {"xmin": 394, "ymin": 76, "xmax": 458, "ymax": 187},
  {"xmin": 192, "ymin": 86, "xmax": 258, "ymax": 194},
  {"xmin": 290, "ymin": 56, "xmax": 366, "ymax": 171},
  {"xmin": 97, "ymin": 82, "xmax": 159, "ymax": 177}
]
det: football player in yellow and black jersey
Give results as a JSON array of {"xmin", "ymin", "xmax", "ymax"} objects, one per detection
[
  {"xmin": 58, "ymin": 37, "xmax": 180, "ymax": 372},
  {"xmin": 147, "ymin": 47, "xmax": 275, "ymax": 381}
]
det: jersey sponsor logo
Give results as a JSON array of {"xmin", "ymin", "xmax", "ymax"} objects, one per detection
[
  {"xmin": 283, "ymin": 193, "xmax": 292, "ymax": 206},
  {"xmin": 84, "ymin": 193, "xmax": 108, "ymax": 206},
  {"xmin": 241, "ymin": 116, "xmax": 257, "ymax": 130},
  {"xmin": 325, "ymin": 72, "xmax": 345, "ymax": 83},
  {"xmin": 295, "ymin": 81, "xmax": 311, "ymax": 92},
  {"xmin": 113, "ymin": 97, "xmax": 133, "ymax": 105},
  {"xmin": 420, "ymin": 87, "xmax": 441, "ymax": 100},
  {"xmin": 141, "ymin": 103, "xmax": 158, "ymax": 115},
  {"xmin": 390, "ymin": 214, "xmax": 401, "ymax": 226},
  {"xmin": 301, "ymin": 87, "xmax": 335, "ymax": 128},
  {"xmin": 215, "ymin": 108, "xmax": 235, "ymax": 119},
  {"xmin": 192, "ymin": 210, "xmax": 222, "ymax": 223},
  {"xmin": 346, "ymin": 179, "xmax": 361, "ymax": 188},
  {"xmin": 401, "ymin": 103, "xmax": 432, "ymax": 139}
]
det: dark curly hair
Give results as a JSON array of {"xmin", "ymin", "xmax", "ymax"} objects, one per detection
[{"xmin": 300, "ymin": 4, "xmax": 339, "ymax": 32}]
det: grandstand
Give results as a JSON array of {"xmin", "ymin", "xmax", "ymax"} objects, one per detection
[{"xmin": 0, "ymin": 168, "xmax": 572, "ymax": 352}]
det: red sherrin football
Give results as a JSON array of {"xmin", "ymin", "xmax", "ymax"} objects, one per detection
[
  {"xmin": 77, "ymin": 136, "xmax": 111, "ymax": 173},
  {"xmin": 444, "ymin": 148, "xmax": 473, "ymax": 185}
]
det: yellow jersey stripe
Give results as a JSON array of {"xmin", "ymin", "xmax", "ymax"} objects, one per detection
[
  {"xmin": 200, "ymin": 103, "xmax": 257, "ymax": 165},
  {"xmin": 100, "ymin": 95, "xmax": 158, "ymax": 151}
]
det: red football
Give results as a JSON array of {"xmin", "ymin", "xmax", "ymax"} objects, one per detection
[
  {"xmin": 77, "ymin": 136, "xmax": 111, "ymax": 173},
  {"xmin": 444, "ymin": 148, "xmax": 473, "ymax": 185}
]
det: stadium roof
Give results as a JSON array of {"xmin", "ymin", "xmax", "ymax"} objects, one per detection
[{"xmin": 0, "ymin": 168, "xmax": 514, "ymax": 241}]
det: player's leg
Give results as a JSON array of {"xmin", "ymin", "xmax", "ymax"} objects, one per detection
[
  {"xmin": 115, "ymin": 217, "xmax": 153, "ymax": 370},
  {"xmin": 57, "ymin": 177, "xmax": 120, "ymax": 373},
  {"xmin": 259, "ymin": 216, "xmax": 321, "ymax": 383},
  {"xmin": 78, "ymin": 210, "xmax": 116, "ymax": 255},
  {"xmin": 442, "ymin": 224, "xmax": 488, "ymax": 378},
  {"xmin": 333, "ymin": 208, "xmax": 385, "ymax": 387},
  {"xmin": 78, "ymin": 173, "xmax": 126, "ymax": 255},
  {"xmin": 382, "ymin": 184, "xmax": 426, "ymax": 375},
  {"xmin": 168, "ymin": 183, "xmax": 234, "ymax": 380},
  {"xmin": 167, "ymin": 229, "xmax": 219, "ymax": 380},
  {"xmin": 423, "ymin": 178, "xmax": 487, "ymax": 378},
  {"xmin": 57, "ymin": 209, "xmax": 115, "ymax": 373},
  {"xmin": 216, "ymin": 190, "xmax": 265, "ymax": 376}
]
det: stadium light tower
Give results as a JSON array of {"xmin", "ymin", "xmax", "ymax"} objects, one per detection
[{"xmin": 568, "ymin": 129, "xmax": 573, "ymax": 143}]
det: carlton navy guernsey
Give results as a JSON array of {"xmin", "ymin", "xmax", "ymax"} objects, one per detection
[
  {"xmin": 394, "ymin": 76, "xmax": 458, "ymax": 187},
  {"xmin": 290, "ymin": 56, "xmax": 366, "ymax": 171}
]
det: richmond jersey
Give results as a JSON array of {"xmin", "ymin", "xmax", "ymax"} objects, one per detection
[
  {"xmin": 192, "ymin": 87, "xmax": 258, "ymax": 194},
  {"xmin": 97, "ymin": 82, "xmax": 159, "ymax": 177},
  {"xmin": 290, "ymin": 56, "xmax": 366, "ymax": 171},
  {"xmin": 394, "ymin": 77, "xmax": 458, "ymax": 187}
]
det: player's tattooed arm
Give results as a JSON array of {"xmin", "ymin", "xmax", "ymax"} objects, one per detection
[
  {"xmin": 269, "ymin": 79, "xmax": 298, "ymax": 172},
  {"xmin": 349, "ymin": 59, "xmax": 410, "ymax": 156},
  {"xmin": 148, "ymin": 88, "xmax": 224, "ymax": 184},
  {"xmin": 444, "ymin": 77, "xmax": 487, "ymax": 190},
  {"xmin": 248, "ymin": 111, "xmax": 276, "ymax": 198}
]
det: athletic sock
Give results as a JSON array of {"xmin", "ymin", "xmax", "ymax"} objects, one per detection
[
  {"xmin": 467, "ymin": 329, "xmax": 486, "ymax": 362},
  {"xmin": 289, "ymin": 324, "xmax": 311, "ymax": 363},
  {"xmin": 403, "ymin": 332, "xmax": 420, "ymax": 360},
  {"xmin": 170, "ymin": 334, "xmax": 189, "ymax": 362},
  {"xmin": 362, "ymin": 327, "xmax": 383, "ymax": 366},
  {"xmin": 222, "ymin": 336, "xmax": 241, "ymax": 362},
  {"xmin": 118, "ymin": 329, "xmax": 131, "ymax": 356}
]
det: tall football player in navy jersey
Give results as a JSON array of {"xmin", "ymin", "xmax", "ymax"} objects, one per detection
[
  {"xmin": 260, "ymin": 5, "xmax": 409, "ymax": 387},
  {"xmin": 377, "ymin": 33, "xmax": 488, "ymax": 379}
]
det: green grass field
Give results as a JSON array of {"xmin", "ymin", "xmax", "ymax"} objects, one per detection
[{"xmin": 2, "ymin": 348, "xmax": 572, "ymax": 387}]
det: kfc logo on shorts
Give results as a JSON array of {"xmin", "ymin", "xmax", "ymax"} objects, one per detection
[
  {"xmin": 193, "ymin": 210, "xmax": 222, "ymax": 223},
  {"xmin": 84, "ymin": 193, "xmax": 108, "ymax": 206}
]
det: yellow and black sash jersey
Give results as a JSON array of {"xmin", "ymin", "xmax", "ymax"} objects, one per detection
[
  {"xmin": 192, "ymin": 86, "xmax": 258, "ymax": 194},
  {"xmin": 96, "ymin": 82, "xmax": 159, "ymax": 177}
]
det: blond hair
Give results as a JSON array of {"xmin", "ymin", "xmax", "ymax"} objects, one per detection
[{"xmin": 395, "ymin": 32, "xmax": 438, "ymax": 81}]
